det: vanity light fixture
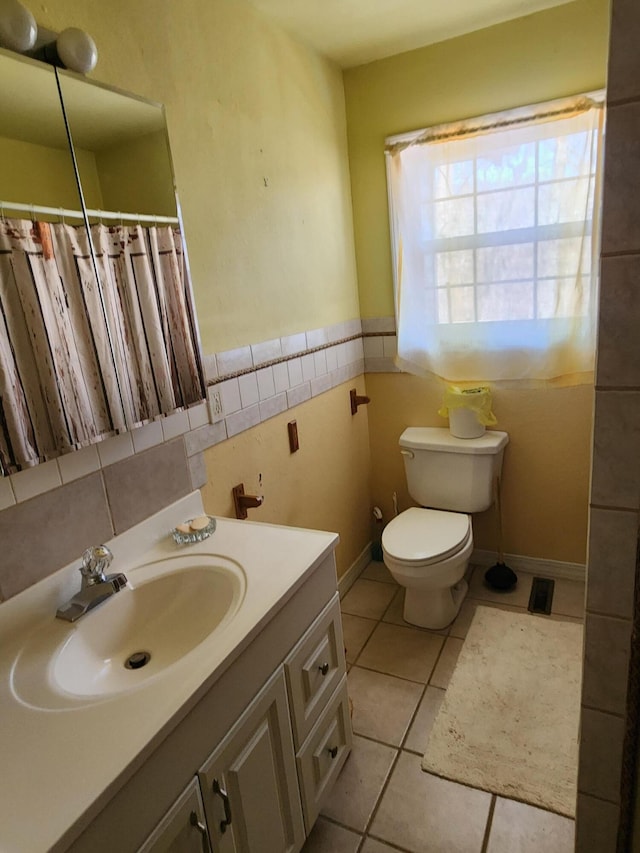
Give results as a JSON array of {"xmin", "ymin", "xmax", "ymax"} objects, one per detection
[
  {"xmin": 36, "ymin": 25, "xmax": 98, "ymax": 73},
  {"xmin": 0, "ymin": 0, "xmax": 37, "ymax": 52}
]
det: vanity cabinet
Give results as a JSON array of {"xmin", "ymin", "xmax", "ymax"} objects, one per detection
[{"xmin": 81, "ymin": 558, "xmax": 350, "ymax": 853}]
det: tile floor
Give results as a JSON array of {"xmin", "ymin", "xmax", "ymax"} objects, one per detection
[{"xmin": 302, "ymin": 562, "xmax": 585, "ymax": 853}]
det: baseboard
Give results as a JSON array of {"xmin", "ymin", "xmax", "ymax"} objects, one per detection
[
  {"xmin": 338, "ymin": 542, "xmax": 372, "ymax": 598},
  {"xmin": 472, "ymin": 549, "xmax": 585, "ymax": 582}
]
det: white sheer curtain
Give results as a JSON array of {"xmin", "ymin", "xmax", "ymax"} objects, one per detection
[{"xmin": 385, "ymin": 94, "xmax": 605, "ymax": 384}]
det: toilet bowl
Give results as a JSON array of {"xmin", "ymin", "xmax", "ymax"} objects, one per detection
[
  {"xmin": 382, "ymin": 506, "xmax": 473, "ymax": 629},
  {"xmin": 383, "ymin": 427, "xmax": 509, "ymax": 630}
]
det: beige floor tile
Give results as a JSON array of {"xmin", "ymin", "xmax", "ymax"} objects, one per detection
[
  {"xmin": 382, "ymin": 587, "xmax": 449, "ymax": 634},
  {"xmin": 321, "ymin": 735, "xmax": 397, "ymax": 832},
  {"xmin": 450, "ymin": 598, "xmax": 525, "ymax": 639},
  {"xmin": 342, "ymin": 614, "xmax": 378, "ymax": 664},
  {"xmin": 370, "ymin": 752, "xmax": 491, "ymax": 852},
  {"xmin": 468, "ymin": 566, "xmax": 533, "ymax": 608},
  {"xmin": 301, "ymin": 817, "xmax": 361, "ymax": 853},
  {"xmin": 348, "ymin": 666, "xmax": 423, "ymax": 746},
  {"xmin": 360, "ymin": 840, "xmax": 398, "ymax": 853},
  {"xmin": 430, "ymin": 637, "xmax": 465, "ymax": 689},
  {"xmin": 404, "ymin": 686, "xmax": 445, "ymax": 754},
  {"xmin": 341, "ymin": 579, "xmax": 397, "ymax": 620},
  {"xmin": 361, "ymin": 561, "xmax": 397, "ymax": 584},
  {"xmin": 486, "ymin": 798, "xmax": 575, "ymax": 853},
  {"xmin": 358, "ymin": 622, "xmax": 444, "ymax": 683},
  {"xmin": 551, "ymin": 578, "xmax": 585, "ymax": 619}
]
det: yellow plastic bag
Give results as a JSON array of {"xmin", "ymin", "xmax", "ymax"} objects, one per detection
[{"xmin": 438, "ymin": 385, "xmax": 497, "ymax": 437}]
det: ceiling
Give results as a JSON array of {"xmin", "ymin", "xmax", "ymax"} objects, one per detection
[{"xmin": 248, "ymin": 0, "xmax": 575, "ymax": 68}]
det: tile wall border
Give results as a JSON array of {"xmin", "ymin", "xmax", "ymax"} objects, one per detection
[{"xmin": 2, "ymin": 317, "xmax": 402, "ymax": 513}]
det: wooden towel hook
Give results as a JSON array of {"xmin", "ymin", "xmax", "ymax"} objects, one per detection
[{"xmin": 350, "ymin": 388, "xmax": 370, "ymax": 415}]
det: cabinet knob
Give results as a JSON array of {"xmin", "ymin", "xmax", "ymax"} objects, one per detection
[
  {"xmin": 212, "ymin": 778, "xmax": 232, "ymax": 834},
  {"xmin": 328, "ymin": 745, "xmax": 338, "ymax": 759},
  {"xmin": 319, "ymin": 662, "xmax": 329, "ymax": 676}
]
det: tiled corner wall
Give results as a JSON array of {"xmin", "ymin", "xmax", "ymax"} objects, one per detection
[
  {"xmin": 0, "ymin": 317, "xmax": 383, "ymax": 605},
  {"xmin": 576, "ymin": 0, "xmax": 640, "ymax": 848}
]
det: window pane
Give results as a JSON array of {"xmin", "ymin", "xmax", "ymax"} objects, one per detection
[
  {"xmin": 476, "ymin": 243, "xmax": 534, "ymax": 283},
  {"xmin": 477, "ymin": 187, "xmax": 535, "ymax": 233},
  {"xmin": 436, "ymin": 249, "xmax": 474, "ymax": 286},
  {"xmin": 538, "ymin": 177, "xmax": 592, "ymax": 225},
  {"xmin": 434, "ymin": 197, "xmax": 475, "ymax": 238},
  {"xmin": 537, "ymin": 276, "xmax": 591, "ymax": 318},
  {"xmin": 450, "ymin": 286, "xmax": 475, "ymax": 323},
  {"xmin": 434, "ymin": 159, "xmax": 474, "ymax": 199},
  {"xmin": 538, "ymin": 131, "xmax": 594, "ymax": 181},
  {"xmin": 437, "ymin": 288, "xmax": 450, "ymax": 323},
  {"xmin": 477, "ymin": 142, "xmax": 536, "ymax": 191},
  {"xmin": 538, "ymin": 238, "xmax": 591, "ymax": 278},
  {"xmin": 477, "ymin": 282, "xmax": 534, "ymax": 321}
]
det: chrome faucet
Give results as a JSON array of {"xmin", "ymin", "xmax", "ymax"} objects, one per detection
[{"xmin": 56, "ymin": 545, "xmax": 128, "ymax": 622}]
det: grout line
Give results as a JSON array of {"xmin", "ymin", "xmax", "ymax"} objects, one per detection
[
  {"xmin": 480, "ymin": 795, "xmax": 497, "ymax": 853},
  {"xmin": 358, "ymin": 747, "xmax": 403, "ymax": 846}
]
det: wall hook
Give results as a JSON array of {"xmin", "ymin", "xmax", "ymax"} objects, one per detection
[
  {"xmin": 232, "ymin": 483, "xmax": 264, "ymax": 519},
  {"xmin": 350, "ymin": 388, "xmax": 370, "ymax": 415}
]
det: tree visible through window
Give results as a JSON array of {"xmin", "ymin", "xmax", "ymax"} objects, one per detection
[{"xmin": 385, "ymin": 94, "xmax": 605, "ymax": 383}]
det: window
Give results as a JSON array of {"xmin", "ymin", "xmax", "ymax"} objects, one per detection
[{"xmin": 385, "ymin": 94, "xmax": 605, "ymax": 383}]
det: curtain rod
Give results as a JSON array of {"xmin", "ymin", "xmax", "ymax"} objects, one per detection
[
  {"xmin": 0, "ymin": 199, "xmax": 179, "ymax": 225},
  {"xmin": 385, "ymin": 90, "xmax": 606, "ymax": 154}
]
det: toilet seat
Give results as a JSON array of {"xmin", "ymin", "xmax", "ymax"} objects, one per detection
[{"xmin": 382, "ymin": 507, "xmax": 471, "ymax": 565}]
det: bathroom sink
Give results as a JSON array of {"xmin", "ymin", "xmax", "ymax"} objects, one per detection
[{"xmin": 10, "ymin": 554, "xmax": 246, "ymax": 709}]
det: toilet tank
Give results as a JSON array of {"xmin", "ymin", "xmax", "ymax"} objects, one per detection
[{"xmin": 399, "ymin": 427, "xmax": 509, "ymax": 513}]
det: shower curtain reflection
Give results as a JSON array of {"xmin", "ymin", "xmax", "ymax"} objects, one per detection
[{"xmin": 0, "ymin": 218, "xmax": 203, "ymax": 474}]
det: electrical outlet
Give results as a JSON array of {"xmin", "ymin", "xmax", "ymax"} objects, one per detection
[{"xmin": 208, "ymin": 389, "xmax": 224, "ymax": 422}]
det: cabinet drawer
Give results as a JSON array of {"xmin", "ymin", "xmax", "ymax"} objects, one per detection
[
  {"xmin": 296, "ymin": 676, "xmax": 352, "ymax": 832},
  {"xmin": 285, "ymin": 594, "xmax": 346, "ymax": 748}
]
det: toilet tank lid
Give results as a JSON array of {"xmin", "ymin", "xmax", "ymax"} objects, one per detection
[{"xmin": 399, "ymin": 427, "xmax": 508, "ymax": 455}]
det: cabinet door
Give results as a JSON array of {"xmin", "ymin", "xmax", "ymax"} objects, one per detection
[
  {"xmin": 198, "ymin": 668, "xmax": 305, "ymax": 853},
  {"xmin": 137, "ymin": 779, "xmax": 210, "ymax": 853}
]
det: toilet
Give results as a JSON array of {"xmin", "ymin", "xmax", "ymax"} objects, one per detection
[{"xmin": 382, "ymin": 427, "xmax": 509, "ymax": 629}]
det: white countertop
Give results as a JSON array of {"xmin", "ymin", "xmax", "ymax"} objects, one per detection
[{"xmin": 0, "ymin": 492, "xmax": 338, "ymax": 853}]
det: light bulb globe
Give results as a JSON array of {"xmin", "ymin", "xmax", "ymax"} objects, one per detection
[
  {"xmin": 56, "ymin": 27, "xmax": 97, "ymax": 74},
  {"xmin": 0, "ymin": 0, "xmax": 37, "ymax": 52}
]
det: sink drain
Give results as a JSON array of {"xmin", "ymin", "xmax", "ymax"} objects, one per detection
[{"xmin": 124, "ymin": 651, "xmax": 151, "ymax": 670}]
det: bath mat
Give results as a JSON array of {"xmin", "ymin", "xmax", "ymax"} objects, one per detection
[{"xmin": 422, "ymin": 606, "xmax": 582, "ymax": 817}]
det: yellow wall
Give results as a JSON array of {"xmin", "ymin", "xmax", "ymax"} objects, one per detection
[
  {"xmin": 343, "ymin": 0, "xmax": 609, "ymax": 563},
  {"xmin": 201, "ymin": 379, "xmax": 372, "ymax": 577},
  {"xmin": 0, "ymin": 136, "xmax": 103, "ymax": 212},
  {"xmin": 95, "ymin": 131, "xmax": 177, "ymax": 219},
  {"xmin": 32, "ymin": 0, "xmax": 370, "ymax": 578},
  {"xmin": 36, "ymin": 0, "xmax": 360, "ymax": 355}
]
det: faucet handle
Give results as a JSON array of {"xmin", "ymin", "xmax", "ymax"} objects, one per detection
[{"xmin": 80, "ymin": 545, "xmax": 113, "ymax": 584}]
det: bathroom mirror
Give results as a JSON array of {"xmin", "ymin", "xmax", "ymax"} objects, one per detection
[{"xmin": 0, "ymin": 49, "xmax": 205, "ymax": 475}]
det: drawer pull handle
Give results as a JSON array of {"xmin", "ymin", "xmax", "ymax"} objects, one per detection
[
  {"xmin": 213, "ymin": 778, "xmax": 232, "ymax": 834},
  {"xmin": 328, "ymin": 745, "xmax": 338, "ymax": 759},
  {"xmin": 319, "ymin": 662, "xmax": 330, "ymax": 676},
  {"xmin": 189, "ymin": 812, "xmax": 209, "ymax": 851}
]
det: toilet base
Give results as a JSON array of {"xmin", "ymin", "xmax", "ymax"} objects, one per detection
[{"xmin": 403, "ymin": 578, "xmax": 468, "ymax": 630}]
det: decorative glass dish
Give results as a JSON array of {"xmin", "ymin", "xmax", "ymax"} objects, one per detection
[{"xmin": 171, "ymin": 515, "xmax": 216, "ymax": 545}]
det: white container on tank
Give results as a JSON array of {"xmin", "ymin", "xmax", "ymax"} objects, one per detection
[{"xmin": 448, "ymin": 407, "xmax": 486, "ymax": 439}]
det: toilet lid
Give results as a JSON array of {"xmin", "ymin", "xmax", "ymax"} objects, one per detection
[{"xmin": 382, "ymin": 507, "xmax": 471, "ymax": 565}]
